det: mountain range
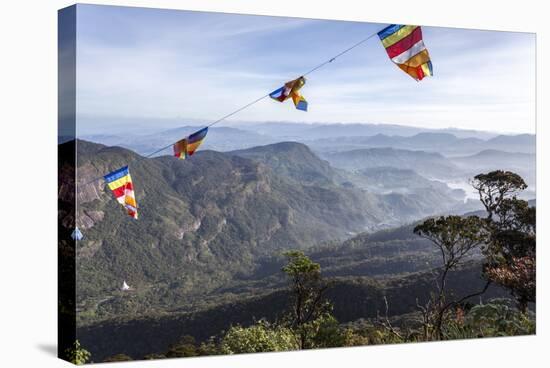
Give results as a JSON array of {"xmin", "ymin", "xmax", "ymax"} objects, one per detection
[
  {"xmin": 230, "ymin": 142, "xmax": 343, "ymax": 187},
  {"xmin": 63, "ymin": 121, "xmax": 535, "ymax": 361},
  {"xmin": 82, "ymin": 123, "xmax": 535, "ymax": 158},
  {"xmin": 73, "ymin": 140, "xmax": 378, "ymax": 307},
  {"xmin": 307, "ymin": 132, "xmax": 535, "ymax": 155},
  {"xmin": 65, "ymin": 138, "xmax": 482, "ymax": 324},
  {"xmin": 320, "ymin": 147, "xmax": 463, "ymax": 180},
  {"xmin": 231, "ymin": 122, "xmax": 499, "ymax": 140},
  {"xmin": 450, "ymin": 149, "xmax": 536, "ymax": 186}
]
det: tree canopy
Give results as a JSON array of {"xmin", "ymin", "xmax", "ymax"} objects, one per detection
[{"xmin": 471, "ymin": 170, "xmax": 527, "ymax": 220}]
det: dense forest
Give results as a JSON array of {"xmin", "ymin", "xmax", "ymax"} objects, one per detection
[{"xmin": 60, "ymin": 139, "xmax": 535, "ymax": 364}]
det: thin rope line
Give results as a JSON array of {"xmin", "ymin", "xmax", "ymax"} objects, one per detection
[
  {"xmin": 143, "ymin": 92, "xmax": 274, "ymax": 159},
  {"xmin": 141, "ymin": 28, "xmax": 381, "ymax": 157},
  {"xmin": 81, "ymin": 26, "xmax": 384, "ymax": 186},
  {"xmin": 302, "ymin": 32, "xmax": 379, "ymax": 76},
  {"xmin": 206, "ymin": 92, "xmax": 273, "ymax": 129}
]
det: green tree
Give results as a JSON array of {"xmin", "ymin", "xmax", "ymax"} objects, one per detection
[
  {"xmin": 444, "ymin": 299, "xmax": 535, "ymax": 339},
  {"xmin": 282, "ymin": 250, "xmax": 331, "ymax": 348},
  {"xmin": 64, "ymin": 340, "xmax": 91, "ymax": 365},
  {"xmin": 471, "ymin": 170, "xmax": 527, "ymax": 221},
  {"xmin": 220, "ymin": 320, "xmax": 299, "ymax": 354},
  {"xmin": 472, "ymin": 171, "xmax": 535, "ymax": 312},
  {"xmin": 414, "ymin": 215, "xmax": 488, "ymax": 340},
  {"xmin": 486, "ymin": 199, "xmax": 535, "ymax": 312},
  {"xmin": 197, "ymin": 337, "xmax": 222, "ymax": 356},
  {"xmin": 165, "ymin": 335, "xmax": 199, "ymax": 358},
  {"xmin": 305, "ymin": 313, "xmax": 350, "ymax": 348}
]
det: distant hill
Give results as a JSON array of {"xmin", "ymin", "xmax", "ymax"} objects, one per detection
[
  {"xmin": 82, "ymin": 122, "xmax": 534, "ymax": 158},
  {"xmin": 233, "ymin": 122, "xmax": 498, "ymax": 141},
  {"xmin": 451, "ymin": 149, "xmax": 534, "ymax": 167},
  {"xmin": 82, "ymin": 126, "xmax": 277, "ymax": 156},
  {"xmin": 451, "ymin": 149, "xmax": 536, "ymax": 187},
  {"xmin": 308, "ymin": 132, "xmax": 534, "ymax": 156},
  {"xmin": 230, "ymin": 143, "xmax": 466, "ymax": 222},
  {"xmin": 486, "ymin": 134, "xmax": 535, "ymax": 149},
  {"xmin": 230, "ymin": 142, "xmax": 344, "ymax": 186},
  {"xmin": 321, "ymin": 147, "xmax": 460, "ymax": 180},
  {"xmin": 358, "ymin": 167, "xmax": 455, "ymax": 192}
]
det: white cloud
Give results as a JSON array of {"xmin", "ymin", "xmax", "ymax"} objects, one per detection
[{"xmin": 75, "ymin": 6, "xmax": 535, "ymax": 134}]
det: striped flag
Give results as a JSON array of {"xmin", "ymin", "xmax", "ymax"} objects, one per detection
[
  {"xmin": 378, "ymin": 25, "xmax": 433, "ymax": 81},
  {"xmin": 270, "ymin": 76, "xmax": 308, "ymax": 111},
  {"xmin": 173, "ymin": 127, "xmax": 208, "ymax": 160},
  {"xmin": 103, "ymin": 166, "xmax": 138, "ymax": 219}
]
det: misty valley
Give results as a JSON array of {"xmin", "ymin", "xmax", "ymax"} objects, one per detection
[{"xmin": 60, "ymin": 122, "xmax": 536, "ymax": 362}]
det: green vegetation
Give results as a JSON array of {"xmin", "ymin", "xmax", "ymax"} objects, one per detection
[
  {"xmin": 231, "ymin": 142, "xmax": 343, "ymax": 187},
  {"xmin": 443, "ymin": 299, "xmax": 535, "ymax": 339},
  {"xmin": 413, "ymin": 215, "xmax": 487, "ymax": 340},
  {"xmin": 61, "ymin": 139, "xmax": 535, "ymax": 363},
  {"xmin": 277, "ymin": 251, "xmax": 355, "ymax": 349},
  {"xmin": 472, "ymin": 171, "xmax": 535, "ymax": 312},
  {"xmin": 127, "ymin": 247, "xmax": 533, "ymax": 361},
  {"xmin": 63, "ymin": 340, "xmax": 91, "ymax": 365},
  {"xmin": 281, "ymin": 250, "xmax": 330, "ymax": 348},
  {"xmin": 71, "ymin": 140, "xmax": 402, "ymax": 323},
  {"xmin": 80, "ymin": 249, "xmax": 534, "ymax": 362},
  {"xmin": 220, "ymin": 321, "xmax": 298, "ymax": 354}
]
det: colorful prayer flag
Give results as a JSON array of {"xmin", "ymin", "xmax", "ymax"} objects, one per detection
[
  {"xmin": 378, "ymin": 25, "xmax": 433, "ymax": 81},
  {"xmin": 173, "ymin": 127, "xmax": 208, "ymax": 160},
  {"xmin": 269, "ymin": 76, "xmax": 308, "ymax": 111},
  {"xmin": 103, "ymin": 166, "xmax": 138, "ymax": 219}
]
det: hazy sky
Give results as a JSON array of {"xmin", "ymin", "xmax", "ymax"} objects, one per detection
[{"xmin": 73, "ymin": 4, "xmax": 536, "ymax": 134}]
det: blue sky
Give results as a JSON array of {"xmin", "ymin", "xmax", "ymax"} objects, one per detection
[{"xmin": 73, "ymin": 4, "xmax": 535, "ymax": 134}]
